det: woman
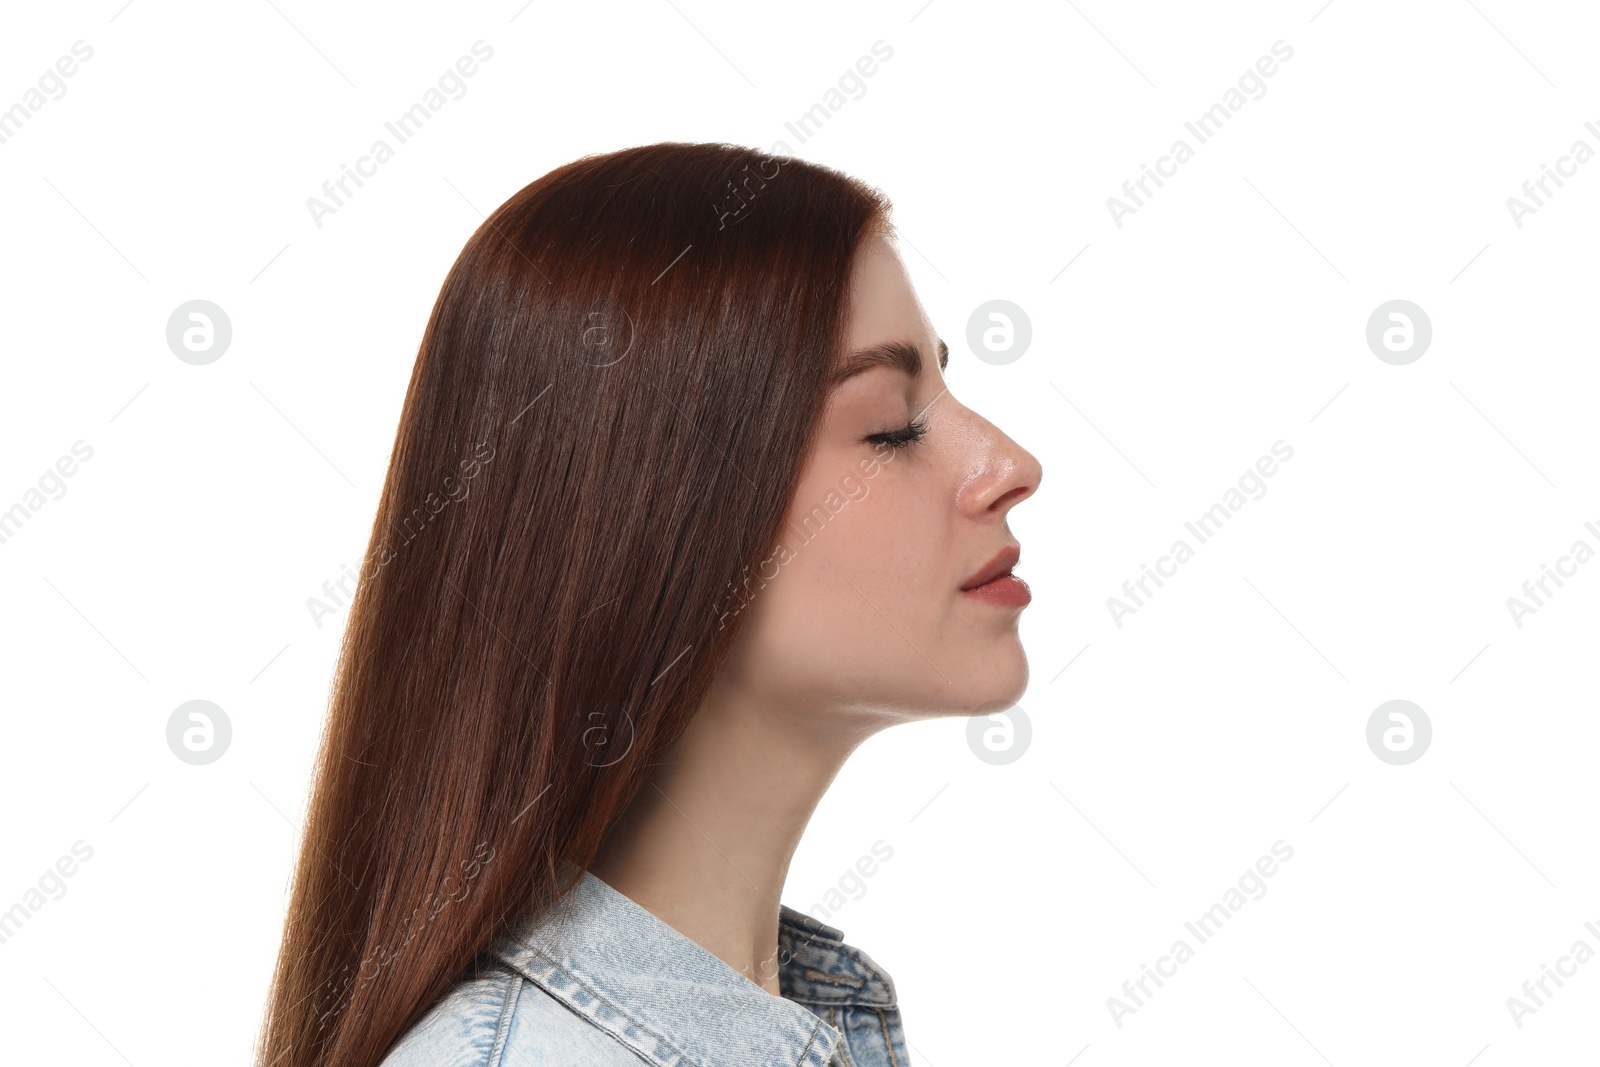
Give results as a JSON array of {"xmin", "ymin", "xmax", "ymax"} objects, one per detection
[{"xmin": 255, "ymin": 141, "xmax": 1042, "ymax": 1067}]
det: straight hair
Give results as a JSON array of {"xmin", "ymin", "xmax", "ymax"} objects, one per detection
[{"xmin": 254, "ymin": 141, "xmax": 892, "ymax": 1067}]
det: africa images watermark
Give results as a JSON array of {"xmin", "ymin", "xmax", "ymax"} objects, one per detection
[
  {"xmin": 0, "ymin": 439, "xmax": 94, "ymax": 549},
  {"xmin": 305, "ymin": 439, "xmax": 497, "ymax": 629},
  {"xmin": 1107, "ymin": 39, "xmax": 1295, "ymax": 229},
  {"xmin": 764, "ymin": 39, "xmax": 894, "ymax": 158},
  {"xmin": 712, "ymin": 153, "xmax": 790, "ymax": 230},
  {"xmin": 802, "ymin": 839, "xmax": 894, "ymax": 927},
  {"xmin": 0, "ymin": 840, "xmax": 94, "ymax": 948},
  {"xmin": 726, "ymin": 39, "xmax": 893, "ymax": 227},
  {"xmin": 1505, "ymin": 117, "xmax": 1600, "ymax": 229},
  {"xmin": 305, "ymin": 40, "xmax": 495, "ymax": 229},
  {"xmin": 1503, "ymin": 517, "xmax": 1600, "ymax": 629},
  {"xmin": 1504, "ymin": 916, "xmax": 1600, "ymax": 1029},
  {"xmin": 712, "ymin": 437, "xmax": 905, "ymax": 631},
  {"xmin": 735, "ymin": 840, "xmax": 897, "ymax": 987},
  {"xmin": 310, "ymin": 839, "xmax": 497, "ymax": 1031},
  {"xmin": 1107, "ymin": 440, "xmax": 1295, "ymax": 628},
  {"xmin": 0, "ymin": 39, "xmax": 94, "ymax": 148},
  {"xmin": 1108, "ymin": 840, "xmax": 1295, "ymax": 1028}
]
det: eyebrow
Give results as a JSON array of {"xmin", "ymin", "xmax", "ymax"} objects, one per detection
[{"xmin": 828, "ymin": 338, "xmax": 948, "ymax": 387}]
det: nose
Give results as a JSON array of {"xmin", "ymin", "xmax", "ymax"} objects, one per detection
[{"xmin": 956, "ymin": 412, "xmax": 1043, "ymax": 520}]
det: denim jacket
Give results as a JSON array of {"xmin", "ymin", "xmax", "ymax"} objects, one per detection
[{"xmin": 381, "ymin": 868, "xmax": 911, "ymax": 1066}]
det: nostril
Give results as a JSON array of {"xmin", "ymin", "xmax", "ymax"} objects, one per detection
[{"xmin": 990, "ymin": 484, "xmax": 1031, "ymax": 511}]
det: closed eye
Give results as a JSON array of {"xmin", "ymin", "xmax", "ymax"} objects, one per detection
[{"xmin": 866, "ymin": 414, "xmax": 928, "ymax": 450}]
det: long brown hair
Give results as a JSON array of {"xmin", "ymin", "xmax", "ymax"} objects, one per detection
[{"xmin": 254, "ymin": 142, "xmax": 892, "ymax": 1067}]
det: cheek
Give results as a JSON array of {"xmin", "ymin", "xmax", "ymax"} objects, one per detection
[
  {"xmin": 782, "ymin": 457, "xmax": 922, "ymax": 590},
  {"xmin": 742, "ymin": 463, "xmax": 951, "ymax": 681}
]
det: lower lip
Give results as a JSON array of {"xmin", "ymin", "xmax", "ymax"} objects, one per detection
[{"xmin": 962, "ymin": 573, "xmax": 1031, "ymax": 607}]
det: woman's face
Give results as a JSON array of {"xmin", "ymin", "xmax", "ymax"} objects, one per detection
[{"xmin": 717, "ymin": 234, "xmax": 1044, "ymax": 733}]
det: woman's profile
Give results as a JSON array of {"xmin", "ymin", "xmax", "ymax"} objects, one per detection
[{"xmin": 254, "ymin": 141, "xmax": 1042, "ymax": 1067}]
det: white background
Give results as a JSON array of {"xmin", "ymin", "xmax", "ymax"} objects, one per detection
[{"xmin": 2, "ymin": 1, "xmax": 1597, "ymax": 1064}]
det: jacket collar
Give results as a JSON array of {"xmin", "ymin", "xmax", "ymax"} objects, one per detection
[{"xmin": 489, "ymin": 868, "xmax": 898, "ymax": 1067}]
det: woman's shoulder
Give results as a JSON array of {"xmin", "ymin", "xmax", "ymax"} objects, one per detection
[{"xmin": 380, "ymin": 962, "xmax": 649, "ymax": 1067}]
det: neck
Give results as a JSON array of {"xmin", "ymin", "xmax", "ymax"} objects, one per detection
[{"xmin": 588, "ymin": 682, "xmax": 862, "ymax": 994}]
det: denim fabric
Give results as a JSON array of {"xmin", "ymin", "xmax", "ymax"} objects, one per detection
[{"xmin": 381, "ymin": 869, "xmax": 911, "ymax": 1067}]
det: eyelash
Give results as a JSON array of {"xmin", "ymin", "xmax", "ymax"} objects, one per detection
[{"xmin": 866, "ymin": 414, "xmax": 929, "ymax": 450}]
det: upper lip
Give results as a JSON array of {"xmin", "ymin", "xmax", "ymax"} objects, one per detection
[{"xmin": 960, "ymin": 544, "xmax": 1021, "ymax": 590}]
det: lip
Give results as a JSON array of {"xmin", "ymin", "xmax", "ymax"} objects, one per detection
[
  {"xmin": 961, "ymin": 544, "xmax": 1021, "ymax": 591},
  {"xmin": 960, "ymin": 545, "xmax": 1031, "ymax": 607},
  {"xmin": 962, "ymin": 571, "xmax": 1031, "ymax": 606}
]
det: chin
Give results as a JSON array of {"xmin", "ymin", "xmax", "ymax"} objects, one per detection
[{"xmin": 959, "ymin": 639, "xmax": 1030, "ymax": 714}]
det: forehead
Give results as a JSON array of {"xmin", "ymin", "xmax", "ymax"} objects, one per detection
[{"xmin": 844, "ymin": 235, "xmax": 934, "ymax": 352}]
